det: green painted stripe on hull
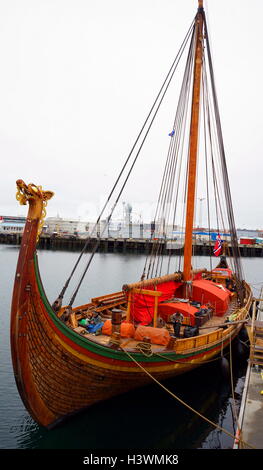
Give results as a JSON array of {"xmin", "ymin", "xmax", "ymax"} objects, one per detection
[
  {"xmin": 33, "ymin": 253, "xmax": 225, "ymax": 364},
  {"xmin": 33, "ymin": 253, "xmax": 133, "ymax": 361}
]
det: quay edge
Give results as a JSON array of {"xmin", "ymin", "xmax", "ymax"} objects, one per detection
[{"xmin": 1, "ymin": 233, "xmax": 263, "ymax": 257}]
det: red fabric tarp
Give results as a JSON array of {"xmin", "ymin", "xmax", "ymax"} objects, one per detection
[
  {"xmin": 158, "ymin": 302, "xmax": 199, "ymax": 325},
  {"xmin": 134, "ymin": 325, "xmax": 170, "ymax": 346},
  {"xmin": 130, "ymin": 278, "xmax": 231, "ymax": 324},
  {"xmin": 130, "ymin": 281, "xmax": 183, "ymax": 325},
  {"xmin": 192, "ymin": 279, "xmax": 231, "ymax": 316}
]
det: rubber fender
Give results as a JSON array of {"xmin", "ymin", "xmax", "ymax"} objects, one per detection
[
  {"xmin": 238, "ymin": 326, "xmax": 249, "ymax": 343},
  {"xmin": 220, "ymin": 356, "xmax": 230, "ymax": 380},
  {"xmin": 234, "ymin": 337, "xmax": 248, "ymax": 359}
]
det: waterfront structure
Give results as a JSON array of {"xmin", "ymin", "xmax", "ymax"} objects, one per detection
[
  {"xmin": 0, "ymin": 215, "xmax": 26, "ymax": 234},
  {"xmin": 1, "ymin": 212, "xmax": 262, "ymax": 242},
  {"xmin": 45, "ymin": 216, "xmax": 89, "ymax": 237},
  {"xmin": 0, "ymin": 216, "xmax": 208, "ymax": 240}
]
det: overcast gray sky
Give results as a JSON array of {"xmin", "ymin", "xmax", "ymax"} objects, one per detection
[{"xmin": 0, "ymin": 0, "xmax": 262, "ymax": 229}]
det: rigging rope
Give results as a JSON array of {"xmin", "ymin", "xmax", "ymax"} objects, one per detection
[
  {"xmin": 140, "ymin": 8, "xmax": 245, "ymax": 295},
  {"xmin": 142, "ymin": 21, "xmax": 197, "ymax": 280},
  {"xmin": 203, "ymin": 14, "xmax": 244, "ymax": 288},
  {"xmin": 53, "ymin": 18, "xmax": 195, "ymax": 309},
  {"xmin": 120, "ymin": 345, "xmax": 255, "ymax": 449},
  {"xmin": 54, "ymin": 7, "xmax": 245, "ymax": 311}
]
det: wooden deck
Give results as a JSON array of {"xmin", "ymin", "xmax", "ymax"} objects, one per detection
[{"xmin": 71, "ymin": 295, "xmax": 241, "ymax": 356}]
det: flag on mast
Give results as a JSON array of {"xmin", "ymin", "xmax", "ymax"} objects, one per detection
[{"xmin": 213, "ymin": 233, "xmax": 222, "ymax": 257}]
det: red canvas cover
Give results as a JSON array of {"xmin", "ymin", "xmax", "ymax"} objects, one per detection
[
  {"xmin": 134, "ymin": 325, "xmax": 170, "ymax": 346},
  {"xmin": 130, "ymin": 281, "xmax": 183, "ymax": 325},
  {"xmin": 193, "ymin": 271, "xmax": 203, "ymax": 280},
  {"xmin": 158, "ymin": 302, "xmax": 198, "ymax": 326},
  {"xmin": 192, "ymin": 279, "xmax": 231, "ymax": 316}
]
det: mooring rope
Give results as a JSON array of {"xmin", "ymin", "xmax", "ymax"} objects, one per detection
[
  {"xmin": 136, "ymin": 342, "xmax": 153, "ymax": 357},
  {"xmin": 120, "ymin": 345, "xmax": 255, "ymax": 449}
]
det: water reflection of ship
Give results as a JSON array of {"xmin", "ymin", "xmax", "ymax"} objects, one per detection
[
  {"xmin": 14, "ymin": 346, "xmax": 247, "ymax": 450},
  {"xmin": 152, "ymin": 351, "xmax": 248, "ymax": 450}
]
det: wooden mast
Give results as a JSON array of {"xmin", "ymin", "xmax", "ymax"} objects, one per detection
[{"xmin": 183, "ymin": 0, "xmax": 204, "ymax": 283}]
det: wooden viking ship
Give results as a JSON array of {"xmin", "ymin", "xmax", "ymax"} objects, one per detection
[{"xmin": 11, "ymin": 1, "xmax": 252, "ymax": 429}]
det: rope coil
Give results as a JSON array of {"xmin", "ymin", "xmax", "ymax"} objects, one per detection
[{"xmin": 136, "ymin": 341, "xmax": 153, "ymax": 357}]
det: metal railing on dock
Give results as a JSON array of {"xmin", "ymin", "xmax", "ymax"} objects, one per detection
[
  {"xmin": 247, "ymin": 296, "xmax": 263, "ymax": 367},
  {"xmin": 233, "ymin": 290, "xmax": 263, "ymax": 449}
]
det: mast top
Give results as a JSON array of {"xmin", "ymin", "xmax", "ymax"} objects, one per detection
[{"xmin": 198, "ymin": 0, "xmax": 204, "ymax": 9}]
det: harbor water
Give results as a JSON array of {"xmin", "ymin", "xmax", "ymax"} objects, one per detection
[{"xmin": 1, "ymin": 244, "xmax": 263, "ymax": 450}]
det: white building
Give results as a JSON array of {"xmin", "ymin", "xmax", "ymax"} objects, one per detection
[
  {"xmin": 45, "ymin": 217, "xmax": 89, "ymax": 236},
  {"xmin": 0, "ymin": 216, "xmax": 26, "ymax": 234}
]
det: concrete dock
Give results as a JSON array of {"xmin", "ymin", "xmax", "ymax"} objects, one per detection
[{"xmin": 234, "ymin": 363, "xmax": 263, "ymax": 449}]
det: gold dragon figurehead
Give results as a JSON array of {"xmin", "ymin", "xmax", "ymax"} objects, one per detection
[
  {"xmin": 16, "ymin": 179, "xmax": 54, "ymax": 241},
  {"xmin": 16, "ymin": 179, "xmax": 54, "ymax": 205}
]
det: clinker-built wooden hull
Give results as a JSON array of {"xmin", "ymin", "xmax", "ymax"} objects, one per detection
[{"xmin": 10, "ymin": 183, "xmax": 252, "ymax": 429}]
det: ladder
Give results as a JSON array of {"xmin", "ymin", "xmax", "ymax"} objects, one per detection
[{"xmin": 247, "ymin": 294, "xmax": 263, "ymax": 366}]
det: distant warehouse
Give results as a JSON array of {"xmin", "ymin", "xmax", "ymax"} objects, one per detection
[{"xmin": 0, "ymin": 216, "xmax": 26, "ymax": 234}]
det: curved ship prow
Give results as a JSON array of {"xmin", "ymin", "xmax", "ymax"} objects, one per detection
[{"xmin": 10, "ymin": 181, "xmax": 252, "ymax": 428}]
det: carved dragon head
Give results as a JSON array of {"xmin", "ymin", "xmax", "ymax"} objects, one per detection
[{"xmin": 16, "ymin": 179, "xmax": 54, "ymax": 205}]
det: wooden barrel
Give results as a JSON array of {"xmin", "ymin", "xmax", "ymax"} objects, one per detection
[{"xmin": 111, "ymin": 310, "xmax": 123, "ymax": 334}]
